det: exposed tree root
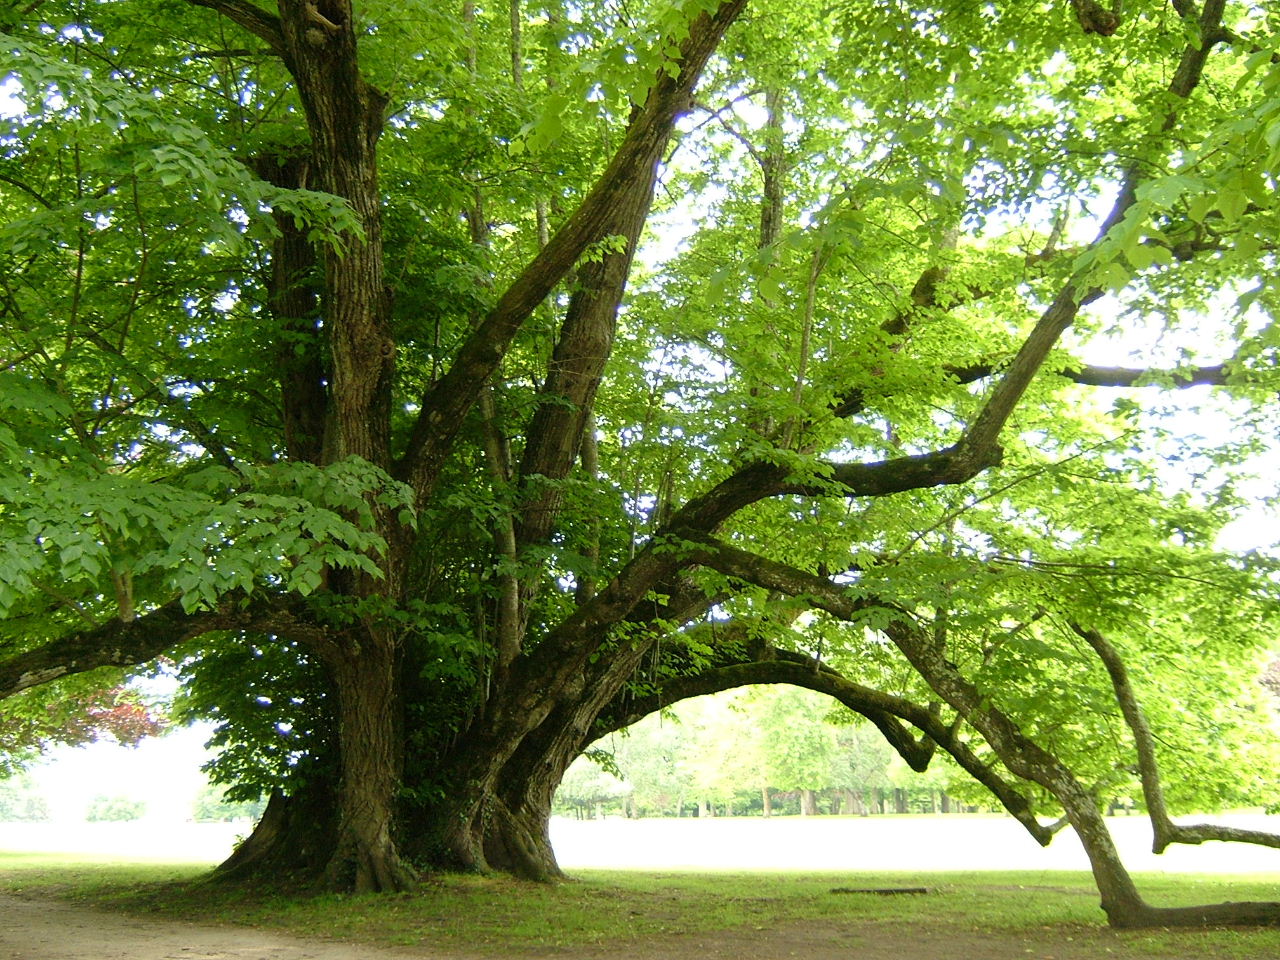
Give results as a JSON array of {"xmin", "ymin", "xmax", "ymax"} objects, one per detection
[{"xmin": 1107, "ymin": 900, "xmax": 1280, "ymax": 929}]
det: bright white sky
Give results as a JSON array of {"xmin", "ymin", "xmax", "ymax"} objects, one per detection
[{"xmin": 25, "ymin": 722, "xmax": 216, "ymax": 824}]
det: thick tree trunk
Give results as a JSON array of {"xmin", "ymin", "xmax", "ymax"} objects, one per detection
[
  {"xmin": 800, "ymin": 789, "xmax": 817, "ymax": 817},
  {"xmin": 321, "ymin": 630, "xmax": 417, "ymax": 892},
  {"xmin": 406, "ymin": 663, "xmax": 625, "ymax": 879}
]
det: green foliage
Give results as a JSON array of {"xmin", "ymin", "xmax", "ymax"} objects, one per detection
[
  {"xmin": 0, "ymin": 453, "xmax": 411, "ymax": 621},
  {"xmin": 85, "ymin": 794, "xmax": 145, "ymax": 822},
  {"xmin": 4, "ymin": 0, "xmax": 1280, "ymax": 883},
  {"xmin": 191, "ymin": 782, "xmax": 267, "ymax": 822},
  {"xmin": 0, "ymin": 774, "xmax": 50, "ymax": 822},
  {"xmin": 171, "ymin": 637, "xmax": 331, "ymax": 804}
]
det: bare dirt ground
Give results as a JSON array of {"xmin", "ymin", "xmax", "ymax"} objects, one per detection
[
  {"xmin": 0, "ymin": 891, "xmax": 429, "ymax": 960},
  {"xmin": 2, "ymin": 889, "xmax": 1271, "ymax": 960}
]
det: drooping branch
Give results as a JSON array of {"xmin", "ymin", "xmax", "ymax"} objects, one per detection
[
  {"xmin": 885, "ymin": 611, "xmax": 1280, "ymax": 928},
  {"xmin": 683, "ymin": 535, "xmax": 1280, "ymax": 927},
  {"xmin": 608, "ymin": 646, "xmax": 1064, "ymax": 845},
  {"xmin": 396, "ymin": 0, "xmax": 749, "ymax": 503},
  {"xmin": 1072, "ymin": 623, "xmax": 1280, "ymax": 854}
]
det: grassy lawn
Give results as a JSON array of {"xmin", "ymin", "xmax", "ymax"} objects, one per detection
[{"xmin": 2, "ymin": 852, "xmax": 1280, "ymax": 957}]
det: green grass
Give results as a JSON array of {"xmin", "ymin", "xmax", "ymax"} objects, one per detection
[{"xmin": 2, "ymin": 853, "xmax": 1280, "ymax": 957}]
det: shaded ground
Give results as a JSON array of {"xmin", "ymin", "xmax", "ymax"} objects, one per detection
[{"xmin": 3, "ymin": 889, "xmax": 1277, "ymax": 960}]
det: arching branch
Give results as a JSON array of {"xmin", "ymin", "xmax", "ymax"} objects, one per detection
[{"xmin": 680, "ymin": 534, "xmax": 1280, "ymax": 928}]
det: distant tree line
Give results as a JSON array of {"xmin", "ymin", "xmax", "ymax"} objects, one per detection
[
  {"xmin": 0, "ymin": 775, "xmax": 49, "ymax": 822},
  {"xmin": 0, "ymin": 775, "xmax": 264, "ymax": 823},
  {"xmin": 554, "ymin": 688, "xmax": 970, "ymax": 820}
]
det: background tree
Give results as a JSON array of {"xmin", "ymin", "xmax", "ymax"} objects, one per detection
[
  {"xmin": 0, "ymin": 679, "xmax": 165, "ymax": 776},
  {"xmin": 193, "ymin": 783, "xmax": 271, "ymax": 823},
  {"xmin": 0, "ymin": 775, "xmax": 50, "ymax": 822},
  {"xmin": 85, "ymin": 794, "xmax": 146, "ymax": 823}
]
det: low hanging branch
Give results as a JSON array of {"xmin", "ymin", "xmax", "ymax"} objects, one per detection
[
  {"xmin": 0, "ymin": 594, "xmax": 322, "ymax": 700},
  {"xmin": 1071, "ymin": 623, "xmax": 1280, "ymax": 853},
  {"xmin": 611, "ymin": 645, "xmax": 1067, "ymax": 846}
]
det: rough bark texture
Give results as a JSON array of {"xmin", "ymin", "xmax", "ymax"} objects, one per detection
[
  {"xmin": 318, "ymin": 630, "xmax": 417, "ymax": 892},
  {"xmin": 213, "ymin": 779, "xmax": 337, "ymax": 884},
  {"xmin": 251, "ymin": 154, "xmax": 328, "ymax": 466}
]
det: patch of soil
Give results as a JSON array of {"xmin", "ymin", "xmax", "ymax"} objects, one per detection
[
  {"xmin": 1, "ymin": 891, "xmax": 1273, "ymax": 960},
  {"xmin": 0, "ymin": 892, "xmax": 429, "ymax": 960},
  {"xmin": 580, "ymin": 920, "xmax": 1131, "ymax": 960}
]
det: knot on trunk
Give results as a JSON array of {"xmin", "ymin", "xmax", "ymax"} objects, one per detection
[{"xmin": 1071, "ymin": 0, "xmax": 1121, "ymax": 35}]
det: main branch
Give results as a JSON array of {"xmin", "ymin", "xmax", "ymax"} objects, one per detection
[
  {"xmin": 396, "ymin": 0, "xmax": 749, "ymax": 503},
  {"xmin": 183, "ymin": 0, "xmax": 284, "ymax": 55}
]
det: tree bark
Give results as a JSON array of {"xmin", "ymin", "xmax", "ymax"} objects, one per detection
[
  {"xmin": 1073, "ymin": 624, "xmax": 1280, "ymax": 853},
  {"xmin": 251, "ymin": 154, "xmax": 326, "ymax": 465},
  {"xmin": 800, "ymin": 789, "xmax": 817, "ymax": 816},
  {"xmin": 319, "ymin": 628, "xmax": 417, "ymax": 892},
  {"xmin": 213, "ymin": 778, "xmax": 337, "ymax": 884}
]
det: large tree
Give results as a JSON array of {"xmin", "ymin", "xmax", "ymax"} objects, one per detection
[{"xmin": 4, "ymin": 0, "xmax": 1280, "ymax": 927}]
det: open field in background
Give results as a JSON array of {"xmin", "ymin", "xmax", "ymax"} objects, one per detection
[
  {"xmin": 3, "ymin": 812, "xmax": 1280, "ymax": 873},
  {"xmin": 552, "ymin": 812, "xmax": 1280, "ymax": 874}
]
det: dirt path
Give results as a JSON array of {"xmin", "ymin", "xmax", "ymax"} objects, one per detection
[
  {"xmin": 4, "ymin": 889, "xmax": 1278, "ymax": 960},
  {"xmin": 0, "ymin": 892, "xmax": 431, "ymax": 960}
]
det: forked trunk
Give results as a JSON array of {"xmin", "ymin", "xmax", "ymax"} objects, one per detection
[
  {"xmin": 401, "ymin": 763, "xmax": 561, "ymax": 880},
  {"xmin": 482, "ymin": 790, "xmax": 563, "ymax": 881}
]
